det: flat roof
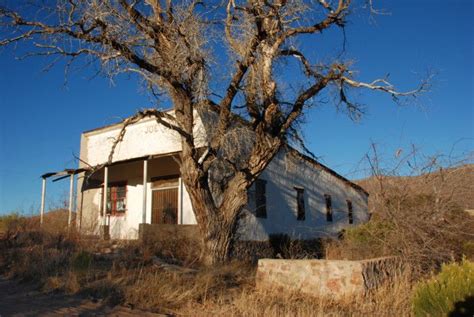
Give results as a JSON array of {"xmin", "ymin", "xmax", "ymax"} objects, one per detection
[{"xmin": 82, "ymin": 108, "xmax": 174, "ymax": 135}]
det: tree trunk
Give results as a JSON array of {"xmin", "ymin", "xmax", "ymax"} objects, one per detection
[
  {"xmin": 182, "ymin": 168, "xmax": 249, "ymax": 265},
  {"xmin": 200, "ymin": 220, "xmax": 235, "ymax": 266}
]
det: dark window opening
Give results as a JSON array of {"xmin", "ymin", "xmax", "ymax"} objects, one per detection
[
  {"xmin": 255, "ymin": 179, "xmax": 267, "ymax": 218},
  {"xmin": 296, "ymin": 188, "xmax": 305, "ymax": 221},
  {"xmin": 347, "ymin": 200, "xmax": 353, "ymax": 224},
  {"xmin": 325, "ymin": 194, "xmax": 332, "ymax": 222},
  {"xmin": 101, "ymin": 182, "xmax": 127, "ymax": 216}
]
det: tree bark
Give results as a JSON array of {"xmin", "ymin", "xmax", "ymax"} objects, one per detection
[{"xmin": 182, "ymin": 167, "xmax": 249, "ymax": 265}]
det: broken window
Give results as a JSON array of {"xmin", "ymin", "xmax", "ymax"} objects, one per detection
[
  {"xmin": 325, "ymin": 194, "xmax": 332, "ymax": 222},
  {"xmin": 347, "ymin": 200, "xmax": 353, "ymax": 224},
  {"xmin": 255, "ymin": 179, "xmax": 267, "ymax": 218},
  {"xmin": 295, "ymin": 187, "xmax": 305, "ymax": 220},
  {"xmin": 101, "ymin": 182, "xmax": 127, "ymax": 216}
]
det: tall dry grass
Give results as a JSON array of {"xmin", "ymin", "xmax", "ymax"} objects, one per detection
[
  {"xmin": 326, "ymin": 146, "xmax": 474, "ymax": 276},
  {"xmin": 0, "ymin": 212, "xmax": 416, "ymax": 316},
  {"xmin": 1, "ymin": 146, "xmax": 472, "ymax": 315}
]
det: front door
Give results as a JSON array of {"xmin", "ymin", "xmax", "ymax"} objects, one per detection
[{"xmin": 151, "ymin": 188, "xmax": 178, "ymax": 224}]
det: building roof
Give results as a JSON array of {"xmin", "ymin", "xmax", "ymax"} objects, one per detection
[{"xmin": 286, "ymin": 146, "xmax": 369, "ymax": 196}]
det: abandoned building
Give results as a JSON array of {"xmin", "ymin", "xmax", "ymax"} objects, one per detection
[{"xmin": 41, "ymin": 109, "xmax": 369, "ymax": 240}]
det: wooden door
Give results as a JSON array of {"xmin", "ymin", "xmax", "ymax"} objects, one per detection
[{"xmin": 151, "ymin": 188, "xmax": 179, "ymax": 224}]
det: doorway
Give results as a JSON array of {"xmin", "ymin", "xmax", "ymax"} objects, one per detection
[{"xmin": 151, "ymin": 178, "xmax": 179, "ymax": 224}]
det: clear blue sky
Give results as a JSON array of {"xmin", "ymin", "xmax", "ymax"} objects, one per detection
[{"xmin": 0, "ymin": 1, "xmax": 473, "ymax": 214}]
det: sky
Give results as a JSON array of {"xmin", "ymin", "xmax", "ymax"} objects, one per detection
[{"xmin": 0, "ymin": 0, "xmax": 473, "ymax": 215}]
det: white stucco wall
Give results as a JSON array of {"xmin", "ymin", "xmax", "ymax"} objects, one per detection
[
  {"xmin": 78, "ymin": 156, "xmax": 197, "ymax": 239},
  {"xmin": 237, "ymin": 148, "xmax": 369, "ymax": 241},
  {"xmin": 82, "ymin": 110, "xmax": 206, "ymax": 166},
  {"xmin": 77, "ymin": 111, "xmax": 368, "ymax": 241}
]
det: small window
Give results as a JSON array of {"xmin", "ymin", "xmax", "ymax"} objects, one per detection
[
  {"xmin": 347, "ymin": 200, "xmax": 353, "ymax": 224},
  {"xmin": 325, "ymin": 194, "xmax": 332, "ymax": 222},
  {"xmin": 255, "ymin": 179, "xmax": 267, "ymax": 218},
  {"xmin": 101, "ymin": 182, "xmax": 127, "ymax": 216},
  {"xmin": 295, "ymin": 188, "xmax": 305, "ymax": 221}
]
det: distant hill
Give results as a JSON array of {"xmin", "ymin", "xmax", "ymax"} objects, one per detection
[
  {"xmin": 0, "ymin": 209, "xmax": 75, "ymax": 234},
  {"xmin": 355, "ymin": 164, "xmax": 474, "ymax": 211}
]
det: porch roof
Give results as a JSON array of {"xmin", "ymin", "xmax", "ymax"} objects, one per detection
[{"xmin": 41, "ymin": 168, "xmax": 89, "ymax": 181}]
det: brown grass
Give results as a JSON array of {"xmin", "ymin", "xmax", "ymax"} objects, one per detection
[
  {"xmin": 1, "ymin": 163, "xmax": 471, "ymax": 315},
  {"xmin": 0, "ymin": 214, "xmax": 416, "ymax": 316},
  {"xmin": 327, "ymin": 162, "xmax": 474, "ymax": 276}
]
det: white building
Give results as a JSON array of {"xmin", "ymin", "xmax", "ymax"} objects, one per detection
[{"xmin": 72, "ymin": 111, "xmax": 369, "ymax": 241}]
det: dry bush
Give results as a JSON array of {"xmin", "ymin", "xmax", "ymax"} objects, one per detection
[
  {"xmin": 327, "ymin": 145, "xmax": 474, "ymax": 276},
  {"xmin": 122, "ymin": 262, "xmax": 255, "ymax": 314},
  {"xmin": 173, "ymin": 268, "xmax": 414, "ymax": 316},
  {"xmin": 0, "ymin": 214, "xmax": 420, "ymax": 316},
  {"xmin": 142, "ymin": 236, "xmax": 201, "ymax": 268}
]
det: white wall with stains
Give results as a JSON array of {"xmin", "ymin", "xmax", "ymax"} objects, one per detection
[
  {"xmin": 82, "ymin": 110, "xmax": 206, "ymax": 166},
  {"xmin": 237, "ymin": 148, "xmax": 369, "ymax": 241},
  {"xmin": 77, "ymin": 112, "xmax": 368, "ymax": 241}
]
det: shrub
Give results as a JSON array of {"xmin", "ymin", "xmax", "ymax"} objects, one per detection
[
  {"xmin": 71, "ymin": 250, "xmax": 93, "ymax": 272},
  {"xmin": 412, "ymin": 259, "xmax": 474, "ymax": 317}
]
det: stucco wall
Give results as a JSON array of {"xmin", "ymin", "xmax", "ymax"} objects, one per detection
[
  {"xmin": 77, "ymin": 156, "xmax": 197, "ymax": 240},
  {"xmin": 81, "ymin": 111, "xmax": 206, "ymax": 166},
  {"xmin": 256, "ymin": 257, "xmax": 402, "ymax": 299},
  {"xmin": 237, "ymin": 148, "xmax": 369, "ymax": 240},
  {"xmin": 77, "ymin": 111, "xmax": 368, "ymax": 241}
]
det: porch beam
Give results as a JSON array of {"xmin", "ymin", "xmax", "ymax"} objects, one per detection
[
  {"xmin": 142, "ymin": 159, "xmax": 148, "ymax": 224},
  {"xmin": 40, "ymin": 177, "xmax": 46, "ymax": 226}
]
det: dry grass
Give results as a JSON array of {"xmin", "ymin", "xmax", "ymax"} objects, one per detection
[
  {"xmin": 327, "ymin": 161, "xmax": 474, "ymax": 276},
  {"xmin": 0, "ymin": 214, "xmax": 416, "ymax": 316},
  {"xmin": 1, "ymin": 158, "xmax": 472, "ymax": 315}
]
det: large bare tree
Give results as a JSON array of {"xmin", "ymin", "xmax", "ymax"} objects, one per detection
[{"xmin": 0, "ymin": 0, "xmax": 429, "ymax": 265}]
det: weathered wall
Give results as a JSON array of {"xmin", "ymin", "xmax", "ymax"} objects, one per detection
[
  {"xmin": 77, "ymin": 156, "xmax": 197, "ymax": 240},
  {"xmin": 256, "ymin": 257, "xmax": 402, "ymax": 299},
  {"xmin": 238, "ymin": 147, "xmax": 369, "ymax": 241},
  {"xmin": 77, "ymin": 110, "xmax": 368, "ymax": 241},
  {"xmin": 139, "ymin": 223, "xmax": 200, "ymax": 243},
  {"xmin": 81, "ymin": 110, "xmax": 206, "ymax": 166}
]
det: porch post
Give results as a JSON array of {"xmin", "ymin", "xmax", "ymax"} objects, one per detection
[
  {"xmin": 68, "ymin": 173, "xmax": 74, "ymax": 227},
  {"xmin": 179, "ymin": 177, "xmax": 183, "ymax": 224},
  {"xmin": 142, "ymin": 159, "xmax": 148, "ymax": 224},
  {"xmin": 103, "ymin": 166, "xmax": 108, "ymax": 227},
  {"xmin": 40, "ymin": 177, "xmax": 46, "ymax": 226}
]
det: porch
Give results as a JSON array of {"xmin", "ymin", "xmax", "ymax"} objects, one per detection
[{"xmin": 77, "ymin": 152, "xmax": 197, "ymax": 239}]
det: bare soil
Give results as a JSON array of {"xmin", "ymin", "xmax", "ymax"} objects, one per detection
[{"xmin": 0, "ymin": 277, "xmax": 163, "ymax": 317}]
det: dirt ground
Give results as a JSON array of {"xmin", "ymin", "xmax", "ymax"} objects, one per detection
[{"xmin": 0, "ymin": 277, "xmax": 164, "ymax": 317}]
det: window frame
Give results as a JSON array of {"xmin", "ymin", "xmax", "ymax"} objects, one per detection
[
  {"xmin": 347, "ymin": 199, "xmax": 353, "ymax": 224},
  {"xmin": 101, "ymin": 181, "xmax": 127, "ymax": 216},
  {"xmin": 295, "ymin": 187, "xmax": 305, "ymax": 221},
  {"xmin": 325, "ymin": 194, "xmax": 333, "ymax": 222},
  {"xmin": 255, "ymin": 179, "xmax": 267, "ymax": 218}
]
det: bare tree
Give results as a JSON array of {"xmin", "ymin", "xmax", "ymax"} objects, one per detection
[{"xmin": 0, "ymin": 0, "xmax": 430, "ymax": 265}]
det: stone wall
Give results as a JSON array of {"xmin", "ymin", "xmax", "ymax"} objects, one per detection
[{"xmin": 256, "ymin": 257, "xmax": 402, "ymax": 299}]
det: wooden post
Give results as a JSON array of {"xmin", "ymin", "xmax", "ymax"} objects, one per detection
[
  {"xmin": 179, "ymin": 177, "xmax": 183, "ymax": 224},
  {"xmin": 68, "ymin": 173, "xmax": 74, "ymax": 227},
  {"xmin": 40, "ymin": 177, "xmax": 46, "ymax": 226},
  {"xmin": 103, "ymin": 166, "xmax": 108, "ymax": 227},
  {"xmin": 142, "ymin": 159, "xmax": 148, "ymax": 224}
]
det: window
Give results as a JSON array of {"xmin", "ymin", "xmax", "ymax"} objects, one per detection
[
  {"xmin": 101, "ymin": 182, "xmax": 127, "ymax": 216},
  {"xmin": 325, "ymin": 194, "xmax": 332, "ymax": 222},
  {"xmin": 255, "ymin": 179, "xmax": 267, "ymax": 218},
  {"xmin": 347, "ymin": 200, "xmax": 353, "ymax": 224},
  {"xmin": 295, "ymin": 187, "xmax": 305, "ymax": 220}
]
